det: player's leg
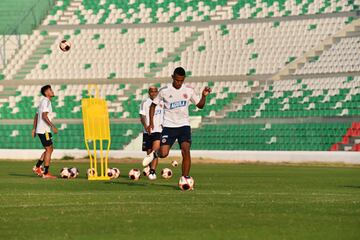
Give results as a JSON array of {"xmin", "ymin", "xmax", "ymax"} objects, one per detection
[
  {"xmin": 180, "ymin": 141, "xmax": 191, "ymax": 176},
  {"xmin": 42, "ymin": 133, "xmax": 56, "ymax": 178},
  {"xmin": 43, "ymin": 145, "xmax": 53, "ymax": 173},
  {"xmin": 33, "ymin": 151, "xmax": 45, "ymax": 176},
  {"xmin": 146, "ymin": 142, "xmax": 158, "ymax": 180},
  {"xmin": 150, "ymin": 139, "xmax": 160, "ymax": 170},
  {"xmin": 178, "ymin": 126, "xmax": 192, "ymax": 176},
  {"xmin": 148, "ymin": 138, "xmax": 160, "ymax": 180},
  {"xmin": 142, "ymin": 128, "xmax": 174, "ymax": 166}
]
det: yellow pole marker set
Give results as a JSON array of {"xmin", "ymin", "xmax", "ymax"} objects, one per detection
[{"xmin": 82, "ymin": 85, "xmax": 111, "ymax": 180}]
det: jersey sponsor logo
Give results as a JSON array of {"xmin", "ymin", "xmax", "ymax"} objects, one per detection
[{"xmin": 169, "ymin": 100, "xmax": 186, "ymax": 109}]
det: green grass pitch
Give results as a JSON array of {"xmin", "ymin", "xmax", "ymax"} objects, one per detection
[{"xmin": 0, "ymin": 161, "xmax": 359, "ymax": 240}]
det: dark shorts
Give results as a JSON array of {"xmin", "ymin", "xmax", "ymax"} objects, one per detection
[
  {"xmin": 38, "ymin": 132, "xmax": 53, "ymax": 147},
  {"xmin": 161, "ymin": 126, "xmax": 191, "ymax": 147},
  {"xmin": 142, "ymin": 132, "xmax": 162, "ymax": 151}
]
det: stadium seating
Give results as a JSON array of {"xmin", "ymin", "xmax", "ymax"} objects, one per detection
[
  {"xmin": 192, "ymin": 122, "xmax": 351, "ymax": 151},
  {"xmin": 331, "ymin": 122, "xmax": 360, "ymax": 151},
  {"xmin": 0, "ymin": 35, "xmax": 29, "ymax": 71},
  {"xmin": 227, "ymin": 76, "xmax": 360, "ymax": 119},
  {"xmin": 0, "ymin": 123, "xmax": 141, "ymax": 149},
  {"xmin": 0, "ymin": 0, "xmax": 53, "ymax": 34},
  {"xmin": 3, "ymin": 16, "xmax": 349, "ymax": 80},
  {"xmin": 1, "ymin": 0, "xmax": 359, "ymax": 152},
  {"xmin": 295, "ymin": 36, "xmax": 360, "ymax": 75},
  {"xmin": 166, "ymin": 17, "xmax": 348, "ymax": 77},
  {"xmin": 0, "ymin": 80, "xmax": 256, "ymax": 119},
  {"xmin": 42, "ymin": 0, "xmax": 359, "ymax": 25},
  {"xmin": 0, "ymin": 121, "xmax": 351, "ymax": 150}
]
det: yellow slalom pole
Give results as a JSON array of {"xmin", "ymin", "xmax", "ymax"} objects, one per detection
[{"xmin": 82, "ymin": 84, "xmax": 111, "ymax": 180}]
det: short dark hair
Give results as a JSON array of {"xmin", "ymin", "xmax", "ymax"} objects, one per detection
[
  {"xmin": 173, "ymin": 67, "xmax": 186, "ymax": 77},
  {"xmin": 41, "ymin": 85, "xmax": 51, "ymax": 96}
]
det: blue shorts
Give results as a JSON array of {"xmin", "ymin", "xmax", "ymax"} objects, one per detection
[
  {"xmin": 161, "ymin": 126, "xmax": 191, "ymax": 147},
  {"xmin": 142, "ymin": 132, "xmax": 161, "ymax": 151}
]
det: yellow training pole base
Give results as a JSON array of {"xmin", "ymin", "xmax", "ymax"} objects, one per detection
[{"xmin": 88, "ymin": 176, "xmax": 111, "ymax": 181}]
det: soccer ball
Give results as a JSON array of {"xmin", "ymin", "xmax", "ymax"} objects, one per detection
[
  {"xmin": 87, "ymin": 168, "xmax": 97, "ymax": 177},
  {"xmin": 161, "ymin": 168, "xmax": 173, "ymax": 179},
  {"xmin": 178, "ymin": 176, "xmax": 194, "ymax": 191},
  {"xmin": 142, "ymin": 166, "xmax": 150, "ymax": 176},
  {"xmin": 128, "ymin": 168, "xmax": 141, "ymax": 180},
  {"xmin": 68, "ymin": 167, "xmax": 79, "ymax": 178},
  {"xmin": 171, "ymin": 160, "xmax": 178, "ymax": 167},
  {"xmin": 60, "ymin": 168, "xmax": 71, "ymax": 179},
  {"xmin": 32, "ymin": 165, "xmax": 44, "ymax": 174},
  {"xmin": 107, "ymin": 168, "xmax": 115, "ymax": 178},
  {"xmin": 112, "ymin": 168, "xmax": 120, "ymax": 178},
  {"xmin": 59, "ymin": 40, "xmax": 71, "ymax": 52}
]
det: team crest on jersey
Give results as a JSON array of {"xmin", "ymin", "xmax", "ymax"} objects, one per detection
[
  {"xmin": 170, "ymin": 101, "xmax": 186, "ymax": 109},
  {"xmin": 183, "ymin": 94, "xmax": 188, "ymax": 99}
]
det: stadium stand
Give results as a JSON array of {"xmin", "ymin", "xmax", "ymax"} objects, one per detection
[
  {"xmin": 0, "ymin": 123, "xmax": 141, "ymax": 149},
  {"xmin": 0, "ymin": 0, "xmax": 54, "ymax": 70},
  {"xmin": 2, "ymin": 17, "xmax": 350, "ymax": 80},
  {"xmin": 0, "ymin": 81, "xmax": 254, "ymax": 119},
  {"xmin": 295, "ymin": 36, "xmax": 360, "ymax": 74},
  {"xmin": 42, "ymin": 0, "xmax": 359, "ymax": 25},
  {"xmin": 226, "ymin": 76, "xmax": 360, "ymax": 119},
  {"xmin": 191, "ymin": 122, "xmax": 351, "ymax": 151},
  {"xmin": 0, "ymin": 0, "xmax": 359, "ymax": 151}
]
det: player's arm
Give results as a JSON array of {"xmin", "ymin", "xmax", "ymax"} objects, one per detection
[
  {"xmin": 31, "ymin": 113, "xmax": 38, "ymax": 138},
  {"xmin": 148, "ymin": 103, "xmax": 157, "ymax": 133},
  {"xmin": 149, "ymin": 89, "xmax": 162, "ymax": 133},
  {"xmin": 140, "ymin": 114, "xmax": 147, "ymax": 128},
  {"xmin": 196, "ymin": 87, "xmax": 212, "ymax": 109},
  {"xmin": 42, "ymin": 112, "xmax": 58, "ymax": 134},
  {"xmin": 139, "ymin": 100, "xmax": 150, "ymax": 133},
  {"xmin": 140, "ymin": 114, "xmax": 151, "ymax": 134}
]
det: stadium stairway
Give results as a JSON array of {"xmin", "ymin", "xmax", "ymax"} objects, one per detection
[
  {"xmin": 2, "ymin": 31, "xmax": 57, "ymax": 80},
  {"xmin": 57, "ymin": 0, "xmax": 81, "ymax": 25},
  {"xmin": 224, "ymin": 76, "xmax": 360, "ymax": 119},
  {"xmin": 144, "ymin": 30, "xmax": 203, "ymax": 78},
  {"xmin": 13, "ymin": 34, "xmax": 57, "ymax": 80},
  {"xmin": 213, "ymin": 79, "xmax": 265, "ymax": 118},
  {"xmin": 330, "ymin": 122, "xmax": 360, "ymax": 151},
  {"xmin": 273, "ymin": 17, "xmax": 360, "ymax": 80},
  {"xmin": 211, "ymin": 0, "xmax": 238, "ymax": 20}
]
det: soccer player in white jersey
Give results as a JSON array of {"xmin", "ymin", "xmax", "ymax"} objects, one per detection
[
  {"xmin": 139, "ymin": 86, "xmax": 164, "ymax": 180},
  {"xmin": 31, "ymin": 85, "xmax": 58, "ymax": 179},
  {"xmin": 143, "ymin": 67, "xmax": 211, "ymax": 182}
]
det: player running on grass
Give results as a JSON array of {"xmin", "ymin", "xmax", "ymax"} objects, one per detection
[
  {"xmin": 139, "ymin": 86, "xmax": 164, "ymax": 180},
  {"xmin": 142, "ymin": 67, "xmax": 211, "ymax": 179},
  {"xmin": 32, "ymin": 85, "xmax": 58, "ymax": 179}
]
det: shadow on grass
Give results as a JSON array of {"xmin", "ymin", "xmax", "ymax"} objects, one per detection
[
  {"xmin": 9, "ymin": 173, "xmax": 39, "ymax": 178},
  {"xmin": 104, "ymin": 180, "xmax": 178, "ymax": 190},
  {"xmin": 342, "ymin": 185, "xmax": 360, "ymax": 189}
]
